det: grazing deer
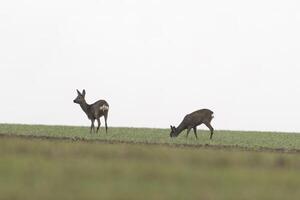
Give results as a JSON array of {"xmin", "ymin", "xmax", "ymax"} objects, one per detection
[
  {"xmin": 73, "ymin": 89, "xmax": 109, "ymax": 133},
  {"xmin": 170, "ymin": 109, "xmax": 214, "ymax": 139}
]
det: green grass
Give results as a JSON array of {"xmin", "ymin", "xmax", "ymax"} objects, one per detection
[
  {"xmin": 0, "ymin": 123, "xmax": 300, "ymax": 151},
  {"xmin": 0, "ymin": 137, "xmax": 299, "ymax": 200}
]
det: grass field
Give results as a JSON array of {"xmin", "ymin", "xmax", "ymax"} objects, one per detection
[
  {"xmin": 0, "ymin": 124, "xmax": 300, "ymax": 200},
  {"xmin": 1, "ymin": 124, "xmax": 300, "ymax": 151}
]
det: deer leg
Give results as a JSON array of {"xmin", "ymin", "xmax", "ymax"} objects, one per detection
[
  {"xmin": 90, "ymin": 119, "xmax": 95, "ymax": 134},
  {"xmin": 193, "ymin": 127, "xmax": 198, "ymax": 139},
  {"xmin": 96, "ymin": 118, "xmax": 101, "ymax": 133},
  {"xmin": 186, "ymin": 127, "xmax": 192, "ymax": 138},
  {"xmin": 204, "ymin": 122, "xmax": 214, "ymax": 139},
  {"xmin": 104, "ymin": 111, "xmax": 108, "ymax": 133}
]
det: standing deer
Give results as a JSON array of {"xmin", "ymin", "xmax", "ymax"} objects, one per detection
[
  {"xmin": 170, "ymin": 109, "xmax": 214, "ymax": 139},
  {"xmin": 73, "ymin": 89, "xmax": 109, "ymax": 133}
]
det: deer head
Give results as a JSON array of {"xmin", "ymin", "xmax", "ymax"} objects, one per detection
[
  {"xmin": 73, "ymin": 89, "xmax": 86, "ymax": 104},
  {"xmin": 170, "ymin": 125, "xmax": 178, "ymax": 138}
]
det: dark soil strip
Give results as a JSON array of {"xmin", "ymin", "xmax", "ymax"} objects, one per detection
[{"xmin": 0, "ymin": 133, "xmax": 299, "ymax": 154}]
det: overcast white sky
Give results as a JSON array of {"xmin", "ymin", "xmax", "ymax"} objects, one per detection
[{"xmin": 1, "ymin": 0, "xmax": 300, "ymax": 132}]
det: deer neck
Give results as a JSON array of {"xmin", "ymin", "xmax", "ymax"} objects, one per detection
[
  {"xmin": 175, "ymin": 122, "xmax": 187, "ymax": 136},
  {"xmin": 79, "ymin": 101, "xmax": 92, "ymax": 119}
]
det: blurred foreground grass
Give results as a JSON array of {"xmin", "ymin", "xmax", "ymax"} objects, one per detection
[{"xmin": 0, "ymin": 137, "xmax": 299, "ymax": 200}]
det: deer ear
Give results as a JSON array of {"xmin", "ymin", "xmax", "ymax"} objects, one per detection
[
  {"xmin": 170, "ymin": 125, "xmax": 175, "ymax": 132},
  {"xmin": 76, "ymin": 89, "xmax": 81, "ymax": 95},
  {"xmin": 82, "ymin": 89, "xmax": 86, "ymax": 97}
]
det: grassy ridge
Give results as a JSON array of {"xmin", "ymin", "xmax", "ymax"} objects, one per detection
[
  {"xmin": 0, "ymin": 137, "xmax": 300, "ymax": 200},
  {"xmin": 0, "ymin": 124, "xmax": 300, "ymax": 150}
]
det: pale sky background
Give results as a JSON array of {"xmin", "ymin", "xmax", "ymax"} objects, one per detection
[{"xmin": 1, "ymin": 0, "xmax": 300, "ymax": 132}]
